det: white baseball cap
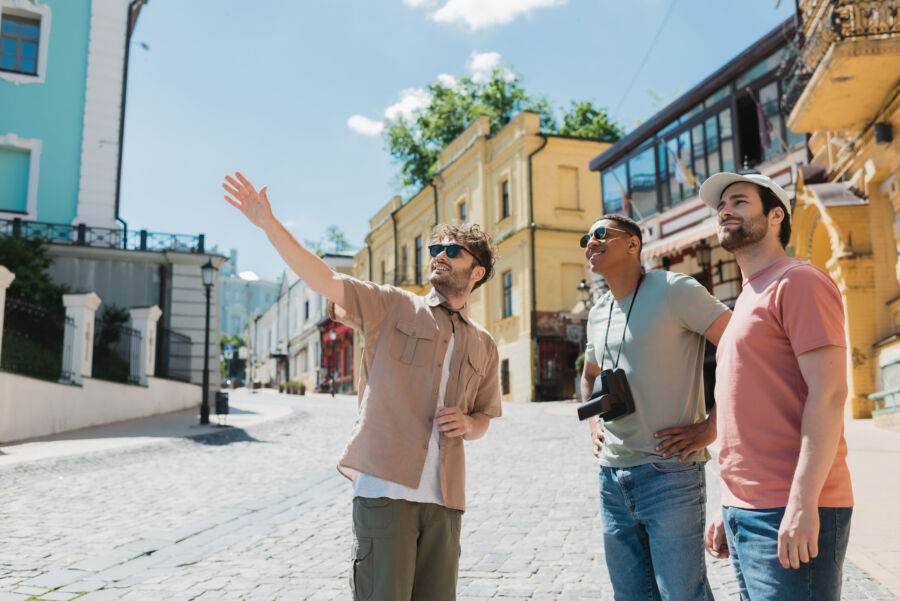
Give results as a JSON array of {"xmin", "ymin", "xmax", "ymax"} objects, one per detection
[{"xmin": 699, "ymin": 172, "xmax": 792, "ymax": 218}]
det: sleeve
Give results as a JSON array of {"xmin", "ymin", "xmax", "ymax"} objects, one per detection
[
  {"xmin": 331, "ymin": 274, "xmax": 399, "ymax": 337},
  {"xmin": 775, "ymin": 265, "xmax": 846, "ymax": 356},
  {"xmin": 583, "ymin": 298, "xmax": 605, "ymax": 367},
  {"xmin": 472, "ymin": 338, "xmax": 502, "ymax": 418},
  {"xmin": 667, "ymin": 272, "xmax": 729, "ymax": 336}
]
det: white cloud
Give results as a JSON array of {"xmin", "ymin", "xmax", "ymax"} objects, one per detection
[
  {"xmin": 347, "ymin": 114, "xmax": 384, "ymax": 136},
  {"xmin": 384, "ymin": 87, "xmax": 432, "ymax": 120},
  {"xmin": 467, "ymin": 51, "xmax": 512, "ymax": 83},
  {"xmin": 402, "ymin": 0, "xmax": 436, "ymax": 6},
  {"xmin": 436, "ymin": 73, "xmax": 458, "ymax": 88},
  {"xmin": 431, "ymin": 0, "xmax": 566, "ymax": 30}
]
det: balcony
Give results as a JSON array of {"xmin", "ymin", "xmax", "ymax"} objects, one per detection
[{"xmin": 783, "ymin": 0, "xmax": 900, "ymax": 132}]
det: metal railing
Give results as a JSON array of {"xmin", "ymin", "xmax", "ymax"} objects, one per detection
[
  {"xmin": 0, "ymin": 218, "xmax": 205, "ymax": 254},
  {"xmin": 92, "ymin": 317, "xmax": 141, "ymax": 384},
  {"xmin": 1, "ymin": 297, "xmax": 74, "ymax": 381},
  {"xmin": 156, "ymin": 326, "xmax": 192, "ymax": 382},
  {"xmin": 782, "ymin": 0, "xmax": 900, "ymax": 115}
]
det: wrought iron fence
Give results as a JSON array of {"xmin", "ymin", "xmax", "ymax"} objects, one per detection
[
  {"xmin": 156, "ymin": 326, "xmax": 192, "ymax": 382},
  {"xmin": 782, "ymin": 0, "xmax": 900, "ymax": 115},
  {"xmin": 92, "ymin": 317, "xmax": 141, "ymax": 384},
  {"xmin": 0, "ymin": 218, "xmax": 205, "ymax": 254},
  {"xmin": 1, "ymin": 297, "xmax": 74, "ymax": 381}
]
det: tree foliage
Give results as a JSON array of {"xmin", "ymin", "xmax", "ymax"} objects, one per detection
[
  {"xmin": 559, "ymin": 101, "xmax": 625, "ymax": 141},
  {"xmin": 0, "ymin": 236, "xmax": 68, "ymax": 309},
  {"xmin": 305, "ymin": 225, "xmax": 353, "ymax": 257},
  {"xmin": 384, "ymin": 66, "xmax": 622, "ymax": 190}
]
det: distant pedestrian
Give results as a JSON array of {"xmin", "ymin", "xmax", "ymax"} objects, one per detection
[
  {"xmin": 579, "ymin": 213, "xmax": 730, "ymax": 600},
  {"xmin": 700, "ymin": 172, "xmax": 853, "ymax": 601},
  {"xmin": 223, "ymin": 172, "xmax": 501, "ymax": 601}
]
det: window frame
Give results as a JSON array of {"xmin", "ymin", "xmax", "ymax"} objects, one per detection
[
  {"xmin": 0, "ymin": 2, "xmax": 50, "ymax": 85},
  {"xmin": 502, "ymin": 270, "xmax": 513, "ymax": 319},
  {"xmin": 500, "ymin": 179, "xmax": 511, "ymax": 220},
  {"xmin": 414, "ymin": 235, "xmax": 423, "ymax": 285},
  {"xmin": 0, "ymin": 133, "xmax": 41, "ymax": 220},
  {"xmin": 0, "ymin": 13, "xmax": 39, "ymax": 75}
]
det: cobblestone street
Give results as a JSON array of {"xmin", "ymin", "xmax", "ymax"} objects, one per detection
[{"xmin": 0, "ymin": 391, "xmax": 895, "ymax": 600}]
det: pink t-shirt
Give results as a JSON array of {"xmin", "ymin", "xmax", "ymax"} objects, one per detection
[{"xmin": 716, "ymin": 258, "xmax": 853, "ymax": 509}]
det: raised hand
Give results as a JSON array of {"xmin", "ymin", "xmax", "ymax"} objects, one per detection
[{"xmin": 222, "ymin": 172, "xmax": 274, "ymax": 230}]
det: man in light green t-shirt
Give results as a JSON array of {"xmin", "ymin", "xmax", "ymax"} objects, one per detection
[{"xmin": 580, "ymin": 213, "xmax": 729, "ymax": 601}]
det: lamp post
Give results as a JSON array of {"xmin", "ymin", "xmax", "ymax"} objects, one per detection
[
  {"xmin": 329, "ymin": 329, "xmax": 338, "ymax": 396},
  {"xmin": 200, "ymin": 259, "xmax": 217, "ymax": 425},
  {"xmin": 695, "ymin": 240, "xmax": 712, "ymax": 291},
  {"xmin": 577, "ymin": 278, "xmax": 592, "ymax": 307}
]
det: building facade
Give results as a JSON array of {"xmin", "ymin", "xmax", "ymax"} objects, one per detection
[
  {"xmin": 218, "ymin": 249, "xmax": 279, "ymax": 338},
  {"xmin": 247, "ymin": 253, "xmax": 354, "ymax": 392},
  {"xmin": 355, "ymin": 112, "xmax": 610, "ymax": 402},
  {"xmin": 0, "ymin": 0, "xmax": 224, "ymax": 391},
  {"xmin": 782, "ymin": 0, "xmax": 900, "ymax": 424}
]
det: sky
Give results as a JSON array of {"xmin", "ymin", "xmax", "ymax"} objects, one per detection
[{"xmin": 119, "ymin": 0, "xmax": 796, "ymax": 281}]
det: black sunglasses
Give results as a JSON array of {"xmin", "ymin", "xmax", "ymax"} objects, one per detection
[
  {"xmin": 579, "ymin": 225, "xmax": 629, "ymax": 248},
  {"xmin": 428, "ymin": 243, "xmax": 478, "ymax": 263}
]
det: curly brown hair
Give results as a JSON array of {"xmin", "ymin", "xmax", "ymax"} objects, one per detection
[{"xmin": 431, "ymin": 223, "xmax": 498, "ymax": 290}]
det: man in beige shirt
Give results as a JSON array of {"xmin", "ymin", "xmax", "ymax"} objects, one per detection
[{"xmin": 223, "ymin": 172, "xmax": 501, "ymax": 601}]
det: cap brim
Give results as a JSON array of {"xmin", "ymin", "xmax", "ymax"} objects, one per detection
[{"xmin": 698, "ymin": 173, "xmax": 751, "ymax": 210}]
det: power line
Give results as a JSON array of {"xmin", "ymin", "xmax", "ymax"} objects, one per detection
[{"xmin": 611, "ymin": 0, "xmax": 679, "ymax": 121}]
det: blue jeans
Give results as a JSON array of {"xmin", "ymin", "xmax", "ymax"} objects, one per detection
[
  {"xmin": 723, "ymin": 506, "xmax": 852, "ymax": 601},
  {"xmin": 598, "ymin": 462, "xmax": 712, "ymax": 601}
]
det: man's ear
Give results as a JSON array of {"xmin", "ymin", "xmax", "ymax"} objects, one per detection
[
  {"xmin": 628, "ymin": 236, "xmax": 641, "ymax": 255},
  {"xmin": 472, "ymin": 265, "xmax": 486, "ymax": 284},
  {"xmin": 770, "ymin": 206, "xmax": 785, "ymax": 226}
]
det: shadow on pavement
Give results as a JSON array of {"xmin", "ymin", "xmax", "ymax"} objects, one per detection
[{"xmin": 189, "ymin": 426, "xmax": 270, "ymax": 446}]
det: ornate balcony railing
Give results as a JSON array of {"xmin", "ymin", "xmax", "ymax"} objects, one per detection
[
  {"xmin": 782, "ymin": 0, "xmax": 900, "ymax": 116},
  {"xmin": 0, "ymin": 218, "xmax": 205, "ymax": 253}
]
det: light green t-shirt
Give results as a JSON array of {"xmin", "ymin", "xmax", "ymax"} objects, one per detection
[{"xmin": 585, "ymin": 270, "xmax": 727, "ymax": 467}]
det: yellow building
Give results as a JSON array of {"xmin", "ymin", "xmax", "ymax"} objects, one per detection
[
  {"xmin": 784, "ymin": 0, "xmax": 900, "ymax": 425},
  {"xmin": 354, "ymin": 112, "xmax": 610, "ymax": 402}
]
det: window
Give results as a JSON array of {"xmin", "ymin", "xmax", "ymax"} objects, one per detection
[
  {"xmin": 0, "ymin": 15, "xmax": 38, "ymax": 75},
  {"xmin": 501, "ymin": 359, "xmax": 510, "ymax": 395},
  {"xmin": 627, "ymin": 147, "xmax": 657, "ymax": 219},
  {"xmin": 557, "ymin": 166, "xmax": 579, "ymax": 209},
  {"xmin": 502, "ymin": 271, "xmax": 513, "ymax": 318},
  {"xmin": 500, "ymin": 179, "xmax": 510, "ymax": 219},
  {"xmin": 414, "ymin": 235, "xmax": 423, "ymax": 285},
  {"xmin": 0, "ymin": 146, "xmax": 29, "ymax": 213},
  {"xmin": 719, "ymin": 108, "xmax": 735, "ymax": 172},
  {"xmin": 401, "ymin": 245, "xmax": 408, "ymax": 282},
  {"xmin": 459, "ymin": 201, "xmax": 467, "ymax": 222},
  {"xmin": 381, "ymin": 260, "xmax": 386, "ymax": 284},
  {"xmin": 705, "ymin": 116, "xmax": 720, "ymax": 175},
  {"xmin": 304, "ymin": 300, "xmax": 309, "ymax": 321},
  {"xmin": 601, "ymin": 162, "xmax": 626, "ymax": 214}
]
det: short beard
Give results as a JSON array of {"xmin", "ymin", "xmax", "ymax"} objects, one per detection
[
  {"xmin": 719, "ymin": 213, "xmax": 769, "ymax": 252},
  {"xmin": 430, "ymin": 263, "xmax": 475, "ymax": 298}
]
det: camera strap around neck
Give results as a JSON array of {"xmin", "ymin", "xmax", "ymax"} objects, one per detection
[{"xmin": 600, "ymin": 273, "xmax": 643, "ymax": 371}]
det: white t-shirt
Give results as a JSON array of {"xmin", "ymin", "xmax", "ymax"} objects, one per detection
[{"xmin": 352, "ymin": 333, "xmax": 455, "ymax": 505}]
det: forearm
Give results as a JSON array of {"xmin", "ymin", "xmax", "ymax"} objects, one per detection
[
  {"xmin": 787, "ymin": 391, "xmax": 845, "ymax": 507},
  {"xmin": 262, "ymin": 218, "xmax": 344, "ymax": 304},
  {"xmin": 462, "ymin": 412, "xmax": 491, "ymax": 441},
  {"xmin": 580, "ymin": 375, "xmax": 594, "ymax": 405}
]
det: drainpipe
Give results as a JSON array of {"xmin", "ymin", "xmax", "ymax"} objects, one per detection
[
  {"xmin": 527, "ymin": 133, "xmax": 549, "ymax": 402},
  {"xmin": 115, "ymin": 0, "xmax": 148, "ymax": 238},
  {"xmin": 432, "ymin": 183, "xmax": 439, "ymax": 226},
  {"xmin": 366, "ymin": 241, "xmax": 373, "ymax": 282},
  {"xmin": 390, "ymin": 211, "xmax": 398, "ymax": 285}
]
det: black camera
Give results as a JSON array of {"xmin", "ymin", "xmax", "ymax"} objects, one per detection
[{"xmin": 577, "ymin": 368, "xmax": 636, "ymax": 422}]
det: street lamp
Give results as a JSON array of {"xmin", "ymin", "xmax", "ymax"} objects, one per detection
[
  {"xmin": 200, "ymin": 259, "xmax": 217, "ymax": 425},
  {"xmin": 329, "ymin": 329, "xmax": 338, "ymax": 395},
  {"xmin": 577, "ymin": 278, "xmax": 592, "ymax": 306},
  {"xmin": 695, "ymin": 240, "xmax": 712, "ymax": 290}
]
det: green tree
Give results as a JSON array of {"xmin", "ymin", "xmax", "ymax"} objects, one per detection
[
  {"xmin": 305, "ymin": 225, "xmax": 353, "ymax": 257},
  {"xmin": 559, "ymin": 101, "xmax": 625, "ymax": 141},
  {"xmin": 384, "ymin": 67, "xmax": 557, "ymax": 190},
  {"xmin": 220, "ymin": 333, "xmax": 247, "ymax": 381},
  {"xmin": 0, "ymin": 235, "xmax": 68, "ymax": 309}
]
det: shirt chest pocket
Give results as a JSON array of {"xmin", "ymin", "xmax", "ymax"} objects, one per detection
[
  {"xmin": 388, "ymin": 319, "xmax": 435, "ymax": 366},
  {"xmin": 461, "ymin": 352, "xmax": 486, "ymax": 409}
]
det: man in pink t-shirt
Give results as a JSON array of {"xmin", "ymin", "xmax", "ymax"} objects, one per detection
[{"xmin": 698, "ymin": 172, "xmax": 853, "ymax": 601}]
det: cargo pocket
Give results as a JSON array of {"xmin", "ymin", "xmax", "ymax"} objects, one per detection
[
  {"xmin": 388, "ymin": 319, "xmax": 434, "ymax": 366},
  {"xmin": 350, "ymin": 537, "xmax": 373, "ymax": 601}
]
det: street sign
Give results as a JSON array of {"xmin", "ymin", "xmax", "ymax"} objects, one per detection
[
  {"xmin": 238, "ymin": 346, "xmax": 248, "ymax": 359},
  {"xmin": 224, "ymin": 349, "xmax": 233, "ymax": 360},
  {"xmin": 224, "ymin": 342, "xmax": 233, "ymax": 353}
]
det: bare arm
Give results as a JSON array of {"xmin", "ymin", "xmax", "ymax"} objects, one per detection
[
  {"xmin": 703, "ymin": 310, "xmax": 731, "ymax": 346},
  {"xmin": 582, "ymin": 360, "xmax": 604, "ymax": 458},
  {"xmin": 436, "ymin": 408, "xmax": 492, "ymax": 440},
  {"xmin": 223, "ymin": 172, "xmax": 345, "ymax": 306},
  {"xmin": 778, "ymin": 344, "xmax": 847, "ymax": 569}
]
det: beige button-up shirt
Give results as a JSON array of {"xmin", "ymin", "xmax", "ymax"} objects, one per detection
[{"xmin": 331, "ymin": 276, "xmax": 501, "ymax": 512}]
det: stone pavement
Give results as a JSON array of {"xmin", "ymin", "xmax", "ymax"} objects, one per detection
[{"xmin": 0, "ymin": 390, "xmax": 896, "ymax": 600}]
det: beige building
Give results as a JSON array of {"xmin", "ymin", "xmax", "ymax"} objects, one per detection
[
  {"xmin": 783, "ymin": 0, "xmax": 900, "ymax": 426},
  {"xmin": 354, "ymin": 112, "xmax": 610, "ymax": 402}
]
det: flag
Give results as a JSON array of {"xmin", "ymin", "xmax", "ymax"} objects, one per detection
[
  {"xmin": 611, "ymin": 170, "xmax": 645, "ymax": 221},
  {"xmin": 756, "ymin": 94, "xmax": 774, "ymax": 150},
  {"xmin": 672, "ymin": 150, "xmax": 697, "ymax": 190}
]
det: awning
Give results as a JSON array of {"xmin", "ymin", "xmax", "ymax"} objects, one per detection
[
  {"xmin": 641, "ymin": 218, "xmax": 717, "ymax": 260},
  {"xmin": 805, "ymin": 183, "xmax": 867, "ymax": 207}
]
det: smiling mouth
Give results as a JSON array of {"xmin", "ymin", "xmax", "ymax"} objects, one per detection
[
  {"xmin": 719, "ymin": 221, "xmax": 741, "ymax": 228},
  {"xmin": 432, "ymin": 262, "xmax": 450, "ymax": 273}
]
